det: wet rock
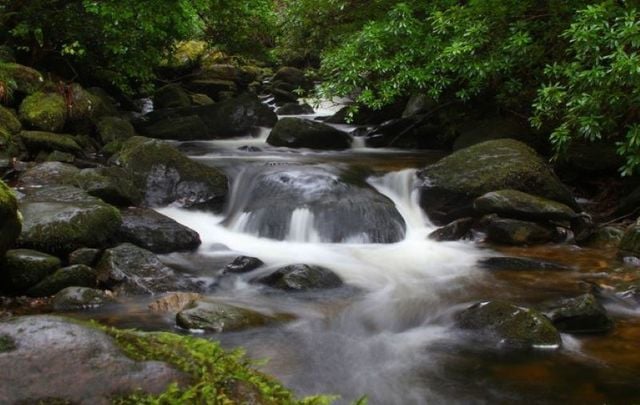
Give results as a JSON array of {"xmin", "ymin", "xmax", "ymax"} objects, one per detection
[
  {"xmin": 17, "ymin": 186, "xmax": 122, "ymax": 256},
  {"xmin": 0, "ymin": 180, "xmax": 21, "ymax": 256},
  {"xmin": 428, "ymin": 218, "xmax": 474, "ymax": 241},
  {"xmin": 0, "ymin": 63, "xmax": 44, "ymax": 95},
  {"xmin": 479, "ymin": 256, "xmax": 571, "ymax": 271},
  {"xmin": 69, "ymin": 248, "xmax": 101, "ymax": 266},
  {"xmin": 148, "ymin": 292, "xmax": 201, "ymax": 313},
  {"xmin": 153, "ymin": 83, "xmax": 191, "ymax": 109},
  {"xmin": 18, "ymin": 161, "xmax": 79, "ymax": 187},
  {"xmin": 547, "ymin": 293, "xmax": 614, "ymax": 334},
  {"xmin": 257, "ymin": 264, "xmax": 343, "ymax": 291},
  {"xmin": 73, "ymin": 167, "xmax": 142, "ymax": 207},
  {"xmin": 238, "ymin": 145, "xmax": 262, "ymax": 152},
  {"xmin": 272, "ymin": 66, "xmax": 312, "ymax": 90},
  {"xmin": 96, "ymin": 243, "xmax": 200, "ymax": 295},
  {"xmin": 185, "ymin": 79, "xmax": 237, "ymax": 100},
  {"xmin": 582, "ymin": 226, "xmax": 625, "ymax": 249},
  {"xmin": 19, "ymin": 92, "xmax": 67, "ymax": 132},
  {"xmin": 618, "ymin": 220, "xmax": 640, "ymax": 258},
  {"xmin": 114, "ymin": 136, "xmax": 228, "ymax": 211},
  {"xmin": 0, "ymin": 105, "xmax": 21, "ymax": 134},
  {"xmin": 486, "ymin": 217, "xmax": 559, "ymax": 246},
  {"xmin": 139, "ymin": 115, "xmax": 209, "ymax": 141},
  {"xmin": 456, "ymin": 300, "xmax": 561, "ymax": 349},
  {"xmin": 0, "ymin": 316, "xmax": 186, "ymax": 404},
  {"xmin": 363, "ymin": 115, "xmax": 453, "ymax": 150},
  {"xmin": 52, "ymin": 287, "xmax": 115, "ymax": 311},
  {"xmin": 474, "ymin": 189, "xmax": 576, "ymax": 222},
  {"xmin": 267, "ymin": 117, "xmax": 351, "ymax": 150},
  {"xmin": 176, "ymin": 300, "xmax": 271, "ymax": 332},
  {"xmin": 271, "ymin": 88, "xmax": 298, "ymax": 104},
  {"xmin": 19, "ymin": 130, "xmax": 82, "ymax": 156},
  {"xmin": 46, "ymin": 150, "xmax": 75, "ymax": 163},
  {"xmin": 418, "ymin": 139, "xmax": 576, "ymax": 225},
  {"xmin": 96, "ymin": 116, "xmax": 135, "ymax": 145},
  {"xmin": 276, "ymin": 102, "xmax": 314, "ymax": 115},
  {"xmin": 26, "ymin": 264, "xmax": 96, "ymax": 297},
  {"xmin": 0, "ymin": 249, "xmax": 61, "ymax": 293},
  {"xmin": 116, "ymin": 208, "xmax": 201, "ymax": 254},
  {"xmin": 223, "ymin": 256, "xmax": 264, "ymax": 274}
]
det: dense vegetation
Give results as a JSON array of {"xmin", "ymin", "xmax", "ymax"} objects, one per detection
[{"xmin": 2, "ymin": 0, "xmax": 640, "ymax": 174}]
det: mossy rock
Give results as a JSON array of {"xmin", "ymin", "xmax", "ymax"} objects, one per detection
[
  {"xmin": 19, "ymin": 92, "xmax": 67, "ymax": 132},
  {"xmin": 485, "ymin": 216, "xmax": 559, "ymax": 246},
  {"xmin": 618, "ymin": 220, "xmax": 640, "ymax": 258},
  {"xmin": 418, "ymin": 139, "xmax": 576, "ymax": 225},
  {"xmin": 18, "ymin": 161, "xmax": 79, "ymax": 188},
  {"xmin": 114, "ymin": 136, "xmax": 228, "ymax": 210},
  {"xmin": 474, "ymin": 189, "xmax": 576, "ymax": 222},
  {"xmin": 275, "ymin": 102, "xmax": 314, "ymax": 115},
  {"xmin": 0, "ymin": 63, "xmax": 44, "ymax": 95},
  {"xmin": 52, "ymin": 287, "xmax": 114, "ymax": 311},
  {"xmin": 19, "ymin": 131, "xmax": 82, "ymax": 156},
  {"xmin": 189, "ymin": 93, "xmax": 214, "ymax": 106},
  {"xmin": 267, "ymin": 117, "xmax": 351, "ymax": 150},
  {"xmin": 176, "ymin": 301, "xmax": 272, "ymax": 332},
  {"xmin": 272, "ymin": 67, "xmax": 312, "ymax": 90},
  {"xmin": 583, "ymin": 225, "xmax": 624, "ymax": 249},
  {"xmin": 546, "ymin": 293, "xmax": 613, "ymax": 334},
  {"xmin": 456, "ymin": 300, "xmax": 561, "ymax": 349},
  {"xmin": 0, "ymin": 180, "xmax": 21, "ymax": 256},
  {"xmin": 0, "ymin": 334, "xmax": 16, "ymax": 353},
  {"xmin": 46, "ymin": 150, "xmax": 76, "ymax": 163},
  {"xmin": 0, "ymin": 249, "xmax": 61, "ymax": 293},
  {"xmin": 0, "ymin": 126, "xmax": 24, "ymax": 159},
  {"xmin": 139, "ymin": 115, "xmax": 208, "ymax": 141},
  {"xmin": 68, "ymin": 248, "xmax": 101, "ymax": 266},
  {"xmin": 428, "ymin": 218, "xmax": 474, "ymax": 241},
  {"xmin": 0, "ymin": 105, "xmax": 21, "ymax": 134},
  {"xmin": 27, "ymin": 264, "xmax": 97, "ymax": 297},
  {"xmin": 153, "ymin": 83, "xmax": 191, "ymax": 109},
  {"xmin": 185, "ymin": 79, "xmax": 237, "ymax": 101},
  {"xmin": 72, "ymin": 166, "xmax": 142, "ymax": 207},
  {"xmin": 17, "ymin": 186, "xmax": 122, "ymax": 256},
  {"xmin": 257, "ymin": 264, "xmax": 343, "ymax": 291},
  {"xmin": 86, "ymin": 87, "xmax": 118, "ymax": 117}
]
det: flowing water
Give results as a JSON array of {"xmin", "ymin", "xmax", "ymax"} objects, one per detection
[{"xmin": 74, "ymin": 102, "xmax": 640, "ymax": 403}]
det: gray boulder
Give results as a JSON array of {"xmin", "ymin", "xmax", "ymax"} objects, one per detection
[{"xmin": 267, "ymin": 117, "xmax": 351, "ymax": 150}]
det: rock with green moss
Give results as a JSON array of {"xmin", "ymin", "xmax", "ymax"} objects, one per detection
[
  {"xmin": 0, "ymin": 316, "xmax": 188, "ymax": 404},
  {"xmin": 19, "ymin": 92, "xmax": 67, "ymax": 132},
  {"xmin": 73, "ymin": 166, "xmax": 142, "ymax": 207},
  {"xmin": 456, "ymin": 300, "xmax": 561, "ymax": 349},
  {"xmin": 154, "ymin": 83, "xmax": 191, "ymax": 109},
  {"xmin": 583, "ymin": 226, "xmax": 625, "ymax": 249},
  {"xmin": 257, "ymin": 264, "xmax": 343, "ymax": 291},
  {"xmin": 546, "ymin": 293, "xmax": 613, "ymax": 334},
  {"xmin": 276, "ymin": 102, "xmax": 315, "ymax": 115},
  {"xmin": 0, "ymin": 63, "xmax": 44, "ymax": 95},
  {"xmin": 27, "ymin": 264, "xmax": 97, "ymax": 297},
  {"xmin": 0, "ymin": 106, "xmax": 21, "ymax": 134},
  {"xmin": 185, "ymin": 79, "xmax": 237, "ymax": 100},
  {"xmin": 0, "ymin": 180, "xmax": 21, "ymax": 256},
  {"xmin": 17, "ymin": 186, "xmax": 121, "ymax": 256},
  {"xmin": 190, "ymin": 93, "xmax": 214, "ymax": 106},
  {"xmin": 0, "ymin": 127, "xmax": 24, "ymax": 159},
  {"xmin": 18, "ymin": 161, "xmax": 79, "ymax": 187},
  {"xmin": 486, "ymin": 216, "xmax": 559, "ymax": 246},
  {"xmin": 273, "ymin": 66, "xmax": 312, "ymax": 90},
  {"xmin": 0, "ymin": 334, "xmax": 16, "ymax": 353},
  {"xmin": 474, "ymin": 189, "xmax": 576, "ymax": 222},
  {"xmin": 618, "ymin": 220, "xmax": 640, "ymax": 258},
  {"xmin": 267, "ymin": 118, "xmax": 351, "ymax": 150},
  {"xmin": 46, "ymin": 150, "xmax": 76, "ymax": 163},
  {"xmin": 114, "ymin": 136, "xmax": 228, "ymax": 211},
  {"xmin": 69, "ymin": 248, "xmax": 101, "ymax": 266},
  {"xmin": 418, "ymin": 139, "xmax": 576, "ymax": 225},
  {"xmin": 96, "ymin": 243, "xmax": 200, "ymax": 295},
  {"xmin": 19, "ymin": 131, "xmax": 82, "ymax": 156},
  {"xmin": 96, "ymin": 116, "xmax": 135, "ymax": 145},
  {"xmin": 0, "ymin": 46, "xmax": 15, "ymax": 63},
  {"xmin": 86, "ymin": 87, "xmax": 118, "ymax": 117},
  {"xmin": 52, "ymin": 287, "xmax": 114, "ymax": 311},
  {"xmin": 176, "ymin": 301, "xmax": 272, "ymax": 332},
  {"xmin": 0, "ymin": 249, "xmax": 61, "ymax": 293},
  {"xmin": 139, "ymin": 115, "xmax": 208, "ymax": 141}
]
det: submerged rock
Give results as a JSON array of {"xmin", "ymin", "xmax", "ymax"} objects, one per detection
[
  {"xmin": 116, "ymin": 207, "xmax": 201, "ymax": 254},
  {"xmin": 27, "ymin": 264, "xmax": 97, "ymax": 297},
  {"xmin": 0, "ymin": 316, "xmax": 186, "ymax": 404},
  {"xmin": 52, "ymin": 287, "xmax": 115, "ymax": 311},
  {"xmin": 479, "ymin": 257, "xmax": 571, "ymax": 272},
  {"xmin": 1, "ymin": 249, "xmax": 61, "ymax": 293},
  {"xmin": 474, "ymin": 189, "xmax": 576, "ymax": 222},
  {"xmin": 176, "ymin": 301, "xmax": 272, "ymax": 332},
  {"xmin": 223, "ymin": 256, "xmax": 264, "ymax": 274},
  {"xmin": 267, "ymin": 118, "xmax": 351, "ymax": 150},
  {"xmin": 456, "ymin": 300, "xmax": 561, "ymax": 349},
  {"xmin": 547, "ymin": 293, "xmax": 613, "ymax": 334},
  {"xmin": 428, "ymin": 218, "xmax": 474, "ymax": 241},
  {"xmin": 96, "ymin": 243, "xmax": 200, "ymax": 295},
  {"xmin": 148, "ymin": 292, "xmax": 201, "ymax": 313},
  {"xmin": 0, "ymin": 180, "xmax": 21, "ymax": 256},
  {"xmin": 257, "ymin": 264, "xmax": 343, "ymax": 291},
  {"xmin": 417, "ymin": 139, "xmax": 576, "ymax": 225},
  {"xmin": 485, "ymin": 217, "xmax": 559, "ymax": 246}
]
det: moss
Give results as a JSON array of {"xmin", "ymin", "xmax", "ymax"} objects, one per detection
[
  {"xmin": 0, "ymin": 180, "xmax": 21, "ymax": 256},
  {"xmin": 163, "ymin": 40, "xmax": 208, "ymax": 70},
  {"xmin": 0, "ymin": 334, "xmax": 16, "ymax": 353},
  {"xmin": 20, "ymin": 131, "xmax": 82, "ymax": 155},
  {"xmin": 102, "ymin": 327, "xmax": 335, "ymax": 405},
  {"xmin": 97, "ymin": 117, "xmax": 135, "ymax": 144},
  {"xmin": 0, "ymin": 105, "xmax": 21, "ymax": 134},
  {"xmin": 19, "ymin": 92, "xmax": 67, "ymax": 132},
  {"xmin": 27, "ymin": 264, "xmax": 97, "ymax": 297},
  {"xmin": 619, "ymin": 222, "xmax": 640, "ymax": 257},
  {"xmin": 0, "ymin": 62, "xmax": 44, "ymax": 95},
  {"xmin": 1, "ymin": 249, "xmax": 61, "ymax": 293}
]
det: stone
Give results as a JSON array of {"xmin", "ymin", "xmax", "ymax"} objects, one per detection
[
  {"xmin": 583, "ymin": 226, "xmax": 625, "ymax": 249},
  {"xmin": 46, "ymin": 150, "xmax": 75, "ymax": 163},
  {"xmin": 72, "ymin": 166, "xmax": 142, "ymax": 207},
  {"xmin": 116, "ymin": 207, "xmax": 201, "ymax": 254},
  {"xmin": 185, "ymin": 79, "xmax": 237, "ymax": 100},
  {"xmin": 267, "ymin": 117, "xmax": 351, "ymax": 150},
  {"xmin": 19, "ymin": 130, "xmax": 82, "ymax": 156},
  {"xmin": 96, "ymin": 116, "xmax": 135, "ymax": 144},
  {"xmin": 456, "ymin": 300, "xmax": 561, "ymax": 349},
  {"xmin": 190, "ymin": 93, "xmax": 215, "ymax": 106},
  {"xmin": 0, "ymin": 105, "xmax": 21, "ymax": 134},
  {"xmin": 271, "ymin": 88, "xmax": 298, "ymax": 104},
  {"xmin": 474, "ymin": 189, "xmax": 576, "ymax": 222},
  {"xmin": 485, "ymin": 217, "xmax": 559, "ymax": 246},
  {"xmin": 618, "ymin": 220, "xmax": 640, "ymax": 258},
  {"xmin": 0, "ymin": 63, "xmax": 44, "ymax": 95},
  {"xmin": 176, "ymin": 301, "xmax": 271, "ymax": 332},
  {"xmin": 153, "ymin": 83, "xmax": 192, "ymax": 109},
  {"xmin": 17, "ymin": 161, "xmax": 79, "ymax": 187},
  {"xmin": 276, "ymin": 102, "xmax": 314, "ymax": 115},
  {"xmin": 452, "ymin": 116, "xmax": 545, "ymax": 152},
  {"xmin": 0, "ymin": 180, "xmax": 21, "ymax": 256},
  {"xmin": 52, "ymin": 287, "xmax": 115, "ymax": 311},
  {"xmin": 428, "ymin": 218, "xmax": 474, "ymax": 241},
  {"xmin": 27, "ymin": 264, "xmax": 97, "ymax": 297},
  {"xmin": 479, "ymin": 257, "xmax": 571, "ymax": 271},
  {"xmin": 96, "ymin": 243, "xmax": 200, "ymax": 295},
  {"xmin": 272, "ymin": 67, "xmax": 312, "ymax": 90},
  {"xmin": 257, "ymin": 264, "xmax": 343, "ymax": 291},
  {"xmin": 0, "ymin": 316, "xmax": 186, "ymax": 404},
  {"xmin": 69, "ymin": 248, "xmax": 101, "ymax": 266},
  {"xmin": 19, "ymin": 92, "xmax": 67, "ymax": 132},
  {"xmin": 0, "ymin": 249, "xmax": 61, "ymax": 293},
  {"xmin": 148, "ymin": 292, "xmax": 201, "ymax": 313},
  {"xmin": 139, "ymin": 115, "xmax": 209, "ymax": 141},
  {"xmin": 418, "ymin": 139, "xmax": 576, "ymax": 225},
  {"xmin": 547, "ymin": 293, "xmax": 614, "ymax": 334},
  {"xmin": 223, "ymin": 256, "xmax": 264, "ymax": 274}
]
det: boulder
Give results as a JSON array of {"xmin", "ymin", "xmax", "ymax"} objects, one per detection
[
  {"xmin": 474, "ymin": 189, "xmax": 576, "ymax": 222},
  {"xmin": 267, "ymin": 117, "xmax": 351, "ymax": 150},
  {"xmin": 417, "ymin": 139, "xmax": 576, "ymax": 225},
  {"xmin": 69, "ymin": 248, "xmax": 101, "ymax": 266},
  {"xmin": 272, "ymin": 66, "xmax": 312, "ymax": 90},
  {"xmin": 26, "ymin": 264, "xmax": 97, "ymax": 297},
  {"xmin": 72, "ymin": 167, "xmax": 142, "ymax": 206},
  {"xmin": 479, "ymin": 257, "xmax": 571, "ymax": 272},
  {"xmin": 582, "ymin": 226, "xmax": 625, "ymax": 249},
  {"xmin": 456, "ymin": 300, "xmax": 561, "ymax": 349},
  {"xmin": 0, "ymin": 316, "xmax": 186, "ymax": 403},
  {"xmin": 139, "ymin": 115, "xmax": 209, "ymax": 141},
  {"xmin": 19, "ymin": 130, "xmax": 82, "ymax": 156},
  {"xmin": 19, "ymin": 92, "xmax": 67, "ymax": 132},
  {"xmin": 428, "ymin": 218, "xmax": 474, "ymax": 241},
  {"xmin": 17, "ymin": 186, "xmax": 122, "ymax": 256},
  {"xmin": 547, "ymin": 293, "xmax": 614, "ymax": 334},
  {"xmin": 0, "ymin": 63, "xmax": 44, "ymax": 95},
  {"xmin": 17, "ymin": 161, "xmax": 79, "ymax": 187},
  {"xmin": 485, "ymin": 216, "xmax": 559, "ymax": 246},
  {"xmin": 96, "ymin": 243, "xmax": 200, "ymax": 295},
  {"xmin": 184, "ymin": 79, "xmax": 237, "ymax": 100},
  {"xmin": 52, "ymin": 287, "xmax": 114, "ymax": 311},
  {"xmin": 276, "ymin": 102, "xmax": 314, "ymax": 115},
  {"xmin": 114, "ymin": 136, "xmax": 228, "ymax": 211},
  {"xmin": 618, "ymin": 220, "xmax": 640, "ymax": 258},
  {"xmin": 325, "ymin": 102, "xmax": 405, "ymax": 125},
  {"xmin": 0, "ymin": 105, "xmax": 21, "ymax": 134},
  {"xmin": 364, "ymin": 115, "xmax": 453, "ymax": 150},
  {"xmin": 116, "ymin": 208, "xmax": 201, "ymax": 254},
  {"xmin": 257, "ymin": 264, "xmax": 343, "ymax": 291},
  {"xmin": 148, "ymin": 292, "xmax": 201, "ymax": 313},
  {"xmin": 153, "ymin": 83, "xmax": 191, "ymax": 109},
  {"xmin": 190, "ymin": 93, "xmax": 214, "ymax": 106},
  {"xmin": 176, "ymin": 301, "xmax": 272, "ymax": 332},
  {"xmin": 271, "ymin": 88, "xmax": 298, "ymax": 104},
  {"xmin": 223, "ymin": 256, "xmax": 264, "ymax": 274},
  {"xmin": 96, "ymin": 116, "xmax": 135, "ymax": 144},
  {"xmin": 0, "ymin": 249, "xmax": 61, "ymax": 293},
  {"xmin": 46, "ymin": 150, "xmax": 75, "ymax": 163},
  {"xmin": 0, "ymin": 180, "xmax": 21, "ymax": 256}
]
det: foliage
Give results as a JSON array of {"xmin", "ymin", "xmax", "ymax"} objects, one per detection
[
  {"xmin": 532, "ymin": 1, "xmax": 640, "ymax": 175},
  {"xmin": 103, "ymin": 326, "xmax": 336, "ymax": 404}
]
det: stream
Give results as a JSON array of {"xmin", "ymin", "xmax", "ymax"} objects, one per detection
[{"xmin": 71, "ymin": 101, "xmax": 640, "ymax": 404}]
